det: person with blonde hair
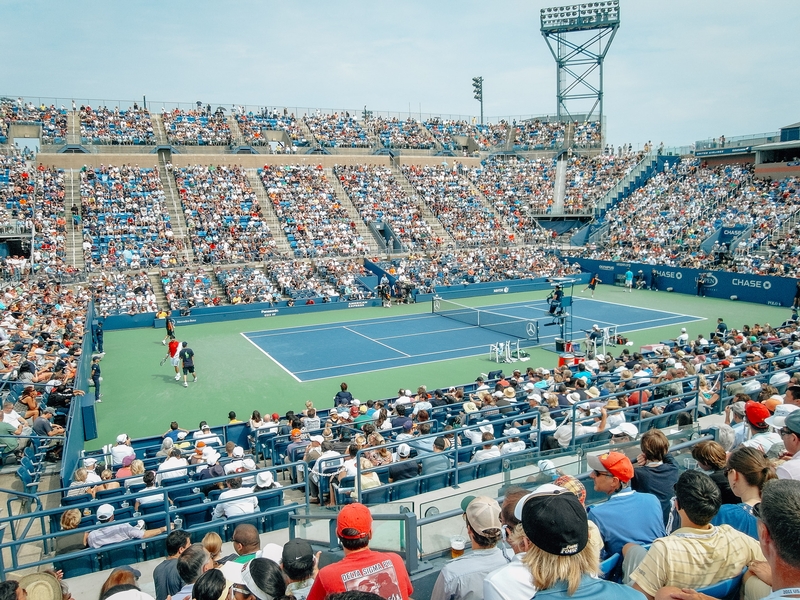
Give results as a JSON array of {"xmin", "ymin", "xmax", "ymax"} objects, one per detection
[
  {"xmin": 351, "ymin": 457, "xmax": 381, "ymax": 500},
  {"xmin": 66, "ymin": 468, "xmax": 95, "ymax": 497},
  {"xmin": 201, "ymin": 532, "xmax": 223, "ymax": 567},
  {"xmin": 96, "ymin": 468, "xmax": 121, "ymax": 492},
  {"xmin": 517, "ymin": 486, "xmax": 643, "ymax": 598}
]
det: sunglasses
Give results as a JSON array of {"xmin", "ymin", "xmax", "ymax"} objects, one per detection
[
  {"xmin": 780, "ymin": 428, "xmax": 796, "ymax": 438},
  {"xmin": 592, "ymin": 470, "xmax": 615, "ymax": 478},
  {"xmin": 723, "ymin": 466, "xmax": 734, "ymax": 476}
]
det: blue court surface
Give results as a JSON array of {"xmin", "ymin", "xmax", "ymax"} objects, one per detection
[{"xmin": 242, "ymin": 298, "xmax": 705, "ymax": 382}]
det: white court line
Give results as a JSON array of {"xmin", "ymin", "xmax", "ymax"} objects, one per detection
[
  {"xmin": 573, "ymin": 314, "xmax": 704, "ymax": 330},
  {"xmin": 571, "ymin": 296, "xmax": 706, "ymax": 321},
  {"xmin": 243, "ymin": 312, "xmax": 439, "ymax": 338},
  {"xmin": 293, "ymin": 339, "xmax": 504, "ymax": 374},
  {"xmin": 343, "ymin": 326, "xmax": 411, "ymax": 358},
  {"xmin": 239, "ymin": 332, "xmax": 301, "ymax": 383}
]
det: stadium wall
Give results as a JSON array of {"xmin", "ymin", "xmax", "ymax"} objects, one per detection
[{"xmin": 575, "ymin": 258, "xmax": 795, "ymax": 306}]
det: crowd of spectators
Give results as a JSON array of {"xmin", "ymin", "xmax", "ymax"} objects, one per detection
[
  {"xmin": 162, "ymin": 110, "xmax": 231, "ymax": 145},
  {"xmin": 334, "ymin": 164, "xmax": 439, "ymax": 249},
  {"xmin": 235, "ymin": 109, "xmax": 309, "ymax": 147},
  {"xmin": 512, "ymin": 119, "xmax": 566, "ymax": 151},
  {"xmin": 216, "ymin": 266, "xmax": 281, "ymax": 304},
  {"xmin": 0, "ymin": 155, "xmax": 35, "ymax": 233},
  {"xmin": 303, "ymin": 112, "xmax": 369, "ymax": 148},
  {"xmin": 562, "ymin": 151, "xmax": 644, "ymax": 213},
  {"xmin": 32, "ymin": 166, "xmax": 76, "ymax": 279},
  {"xmin": 401, "ymin": 163, "xmax": 511, "ymax": 246},
  {"xmin": 259, "ymin": 164, "xmax": 371, "ymax": 257},
  {"xmin": 573, "ymin": 120, "xmax": 602, "ymax": 148},
  {"xmin": 466, "ymin": 156, "xmax": 557, "ymax": 224},
  {"xmin": 174, "ymin": 164, "xmax": 278, "ymax": 264},
  {"xmin": 474, "ymin": 121, "xmax": 510, "ymax": 150},
  {"xmin": 161, "ymin": 268, "xmax": 221, "ymax": 310},
  {"xmin": 79, "ymin": 165, "xmax": 180, "ymax": 271},
  {"xmin": 0, "ymin": 98, "xmax": 68, "ymax": 144},
  {"xmin": 90, "ymin": 271, "xmax": 158, "ymax": 315},
  {"xmin": 423, "ymin": 118, "xmax": 480, "ymax": 151},
  {"xmin": 79, "ymin": 105, "xmax": 155, "ymax": 145},
  {"xmin": 377, "ymin": 247, "xmax": 571, "ymax": 291},
  {"xmin": 580, "ymin": 160, "xmax": 800, "ymax": 275},
  {"xmin": 368, "ymin": 116, "xmax": 434, "ymax": 149}
]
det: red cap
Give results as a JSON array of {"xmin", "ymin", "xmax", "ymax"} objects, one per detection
[
  {"xmin": 271, "ymin": 413, "xmax": 280, "ymax": 422},
  {"xmin": 745, "ymin": 401, "xmax": 770, "ymax": 427},
  {"xmin": 337, "ymin": 503, "xmax": 372, "ymax": 539},
  {"xmin": 587, "ymin": 451, "xmax": 634, "ymax": 483}
]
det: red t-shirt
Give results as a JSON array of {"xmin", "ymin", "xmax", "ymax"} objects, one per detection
[
  {"xmin": 307, "ymin": 548, "xmax": 413, "ymax": 600},
  {"xmin": 168, "ymin": 340, "xmax": 180, "ymax": 358}
]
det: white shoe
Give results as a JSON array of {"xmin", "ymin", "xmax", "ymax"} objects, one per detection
[
  {"xmin": 96, "ymin": 398, "xmax": 102, "ymax": 403},
  {"xmin": 183, "ymin": 382, "xmax": 188, "ymax": 388},
  {"xmin": 175, "ymin": 374, "xmax": 180, "ymax": 381},
  {"xmin": 193, "ymin": 377, "xmax": 198, "ymax": 383},
  {"xmin": 162, "ymin": 340, "xmax": 167, "ymax": 345}
]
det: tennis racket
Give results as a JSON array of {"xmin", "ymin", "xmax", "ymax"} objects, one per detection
[{"xmin": 160, "ymin": 356, "xmax": 168, "ymax": 366}]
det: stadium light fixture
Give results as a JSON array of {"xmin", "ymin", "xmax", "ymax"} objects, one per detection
[{"xmin": 472, "ymin": 76, "xmax": 484, "ymax": 125}]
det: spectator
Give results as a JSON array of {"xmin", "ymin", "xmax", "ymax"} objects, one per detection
[
  {"xmin": 388, "ymin": 444, "xmax": 418, "ymax": 482},
  {"xmin": 153, "ymin": 529, "xmax": 192, "ymax": 600},
  {"xmin": 110, "ymin": 433, "xmax": 135, "ymax": 466},
  {"xmin": 631, "ymin": 429, "xmax": 681, "ymax": 525},
  {"xmin": 690, "ymin": 440, "xmax": 738, "ymax": 504},
  {"xmin": 517, "ymin": 486, "xmax": 643, "ymax": 598},
  {"xmin": 175, "ymin": 544, "xmax": 215, "ymax": 600},
  {"xmin": 281, "ymin": 538, "xmax": 318, "ymax": 599},
  {"xmin": 586, "ymin": 451, "xmax": 665, "ymax": 561},
  {"xmin": 212, "ymin": 477, "xmax": 257, "ymax": 519},
  {"xmin": 230, "ymin": 558, "xmax": 288, "ymax": 600},
  {"xmin": 86, "ymin": 504, "xmax": 168, "ymax": 548},
  {"xmin": 431, "ymin": 495, "xmax": 507, "ymax": 600},
  {"xmin": 307, "ymin": 503, "xmax": 412, "ymax": 600},
  {"xmin": 626, "ymin": 470, "xmax": 764, "ymax": 598},
  {"xmin": 54, "ymin": 509, "xmax": 87, "ymax": 556}
]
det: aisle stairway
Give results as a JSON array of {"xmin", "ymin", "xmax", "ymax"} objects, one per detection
[
  {"xmin": 244, "ymin": 170, "xmax": 293, "ymax": 256},
  {"xmin": 64, "ymin": 169, "xmax": 85, "ymax": 271},
  {"xmin": 551, "ymin": 155, "xmax": 568, "ymax": 214},
  {"xmin": 156, "ymin": 155, "xmax": 194, "ymax": 265},
  {"xmin": 67, "ymin": 111, "xmax": 80, "ymax": 145},
  {"xmin": 227, "ymin": 115, "xmax": 245, "ymax": 146},
  {"xmin": 151, "ymin": 114, "xmax": 168, "ymax": 145}
]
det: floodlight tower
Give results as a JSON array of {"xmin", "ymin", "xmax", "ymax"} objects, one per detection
[{"xmin": 540, "ymin": 1, "xmax": 620, "ymax": 124}]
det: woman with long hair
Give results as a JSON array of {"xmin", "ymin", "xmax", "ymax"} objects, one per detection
[
  {"xmin": 711, "ymin": 445, "xmax": 776, "ymax": 539},
  {"xmin": 232, "ymin": 558, "xmax": 292, "ymax": 600}
]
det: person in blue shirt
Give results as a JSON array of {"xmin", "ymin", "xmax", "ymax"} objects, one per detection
[
  {"xmin": 711, "ymin": 445, "xmax": 776, "ymax": 540},
  {"xmin": 516, "ymin": 484, "xmax": 645, "ymax": 599},
  {"xmin": 624, "ymin": 269, "xmax": 633, "ymax": 293},
  {"xmin": 586, "ymin": 451, "xmax": 666, "ymax": 559}
]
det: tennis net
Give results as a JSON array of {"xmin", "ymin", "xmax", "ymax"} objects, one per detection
[{"xmin": 432, "ymin": 297, "xmax": 539, "ymax": 342}]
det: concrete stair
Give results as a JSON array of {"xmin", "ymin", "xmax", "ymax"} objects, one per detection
[
  {"xmin": 551, "ymin": 156, "xmax": 568, "ymax": 214},
  {"xmin": 156, "ymin": 156, "xmax": 195, "ymax": 265},
  {"xmin": 151, "ymin": 113, "xmax": 169, "ymax": 145},
  {"xmin": 389, "ymin": 165, "xmax": 455, "ymax": 246},
  {"xmin": 244, "ymin": 169, "xmax": 293, "ymax": 256},
  {"xmin": 297, "ymin": 119, "xmax": 316, "ymax": 147},
  {"xmin": 324, "ymin": 168, "xmax": 385, "ymax": 252},
  {"xmin": 67, "ymin": 112, "xmax": 80, "ymax": 145},
  {"xmin": 227, "ymin": 115, "xmax": 245, "ymax": 146},
  {"xmin": 64, "ymin": 169, "xmax": 85, "ymax": 270},
  {"xmin": 149, "ymin": 271, "xmax": 170, "ymax": 310}
]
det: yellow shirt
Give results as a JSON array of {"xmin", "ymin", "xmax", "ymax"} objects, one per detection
[{"xmin": 630, "ymin": 524, "xmax": 764, "ymax": 597}]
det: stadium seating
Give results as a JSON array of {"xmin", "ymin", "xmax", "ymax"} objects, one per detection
[
  {"xmin": 162, "ymin": 109, "xmax": 231, "ymax": 145},
  {"xmin": 80, "ymin": 106, "xmax": 155, "ymax": 145}
]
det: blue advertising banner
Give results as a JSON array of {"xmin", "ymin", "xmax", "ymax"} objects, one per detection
[
  {"xmin": 574, "ymin": 258, "xmax": 795, "ymax": 307},
  {"xmin": 695, "ymin": 146, "xmax": 753, "ymax": 157},
  {"xmin": 718, "ymin": 224, "xmax": 747, "ymax": 245}
]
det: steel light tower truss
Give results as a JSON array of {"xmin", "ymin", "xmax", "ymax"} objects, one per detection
[{"xmin": 540, "ymin": 1, "xmax": 620, "ymax": 123}]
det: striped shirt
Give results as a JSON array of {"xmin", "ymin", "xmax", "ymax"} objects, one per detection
[{"xmin": 629, "ymin": 524, "xmax": 764, "ymax": 597}]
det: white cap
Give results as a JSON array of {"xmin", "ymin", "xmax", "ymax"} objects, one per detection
[
  {"xmin": 84, "ymin": 457, "xmax": 97, "ymax": 467},
  {"xmin": 397, "ymin": 443, "xmax": 411, "ymax": 458},
  {"xmin": 256, "ymin": 471, "xmax": 275, "ymax": 488},
  {"xmin": 609, "ymin": 422, "xmax": 639, "ymax": 438},
  {"xmin": 523, "ymin": 382, "xmax": 535, "ymax": 391},
  {"xmin": 177, "ymin": 431, "xmax": 188, "ymax": 440},
  {"xmin": 310, "ymin": 435, "xmax": 324, "ymax": 444},
  {"xmin": 505, "ymin": 427, "xmax": 520, "ymax": 436},
  {"xmin": 681, "ymin": 328, "xmax": 686, "ymax": 332},
  {"xmin": 97, "ymin": 504, "xmax": 115, "ymax": 521},
  {"xmin": 232, "ymin": 446, "xmax": 244, "ymax": 458},
  {"xmin": 116, "ymin": 434, "xmax": 127, "ymax": 444},
  {"xmin": 242, "ymin": 458, "xmax": 256, "ymax": 470},
  {"xmin": 404, "ymin": 389, "xmax": 413, "ymax": 397},
  {"xmin": 351, "ymin": 399, "xmax": 360, "ymax": 406}
]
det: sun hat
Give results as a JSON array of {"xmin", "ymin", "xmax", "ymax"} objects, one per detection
[
  {"xmin": 256, "ymin": 471, "xmax": 274, "ymax": 488},
  {"xmin": 766, "ymin": 403, "xmax": 800, "ymax": 429},
  {"xmin": 460, "ymin": 495, "xmax": 502, "ymax": 535},
  {"xmin": 18, "ymin": 572, "xmax": 62, "ymax": 600}
]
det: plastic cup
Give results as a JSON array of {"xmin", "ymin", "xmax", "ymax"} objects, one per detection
[
  {"xmin": 683, "ymin": 458, "xmax": 698, "ymax": 470},
  {"xmin": 450, "ymin": 535, "xmax": 466, "ymax": 559}
]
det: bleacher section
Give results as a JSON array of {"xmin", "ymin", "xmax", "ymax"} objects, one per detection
[
  {"xmin": 162, "ymin": 110, "xmax": 231, "ymax": 145},
  {"xmin": 235, "ymin": 111, "xmax": 309, "ymax": 147},
  {"xmin": 79, "ymin": 166, "xmax": 178, "ymax": 271},
  {"xmin": 79, "ymin": 106, "xmax": 155, "ymax": 145},
  {"xmin": 0, "ymin": 99, "xmax": 67, "ymax": 144},
  {"xmin": 303, "ymin": 113, "xmax": 369, "ymax": 148},
  {"xmin": 174, "ymin": 165, "xmax": 277, "ymax": 263}
]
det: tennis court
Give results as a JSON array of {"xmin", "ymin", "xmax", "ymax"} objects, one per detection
[{"xmin": 242, "ymin": 297, "xmax": 705, "ymax": 381}]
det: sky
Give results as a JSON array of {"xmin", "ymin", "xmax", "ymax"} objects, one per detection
[{"xmin": 1, "ymin": 0, "xmax": 798, "ymax": 148}]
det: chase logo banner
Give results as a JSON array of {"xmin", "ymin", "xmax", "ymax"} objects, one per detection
[{"xmin": 575, "ymin": 258, "xmax": 793, "ymax": 306}]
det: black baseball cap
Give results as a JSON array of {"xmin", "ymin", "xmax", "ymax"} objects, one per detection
[
  {"xmin": 282, "ymin": 539, "xmax": 313, "ymax": 570},
  {"xmin": 518, "ymin": 486, "xmax": 588, "ymax": 556}
]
